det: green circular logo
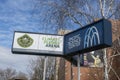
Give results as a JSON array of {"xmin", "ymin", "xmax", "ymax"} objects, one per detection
[{"xmin": 17, "ymin": 34, "xmax": 34, "ymax": 48}]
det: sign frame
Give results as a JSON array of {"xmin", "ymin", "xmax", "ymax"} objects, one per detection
[
  {"xmin": 12, "ymin": 31, "xmax": 64, "ymax": 57},
  {"xmin": 64, "ymin": 19, "xmax": 112, "ymax": 56}
]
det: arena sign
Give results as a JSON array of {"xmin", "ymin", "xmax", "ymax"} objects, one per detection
[
  {"xmin": 64, "ymin": 19, "xmax": 112, "ymax": 56},
  {"xmin": 12, "ymin": 19, "xmax": 112, "ymax": 57},
  {"xmin": 12, "ymin": 31, "xmax": 64, "ymax": 56}
]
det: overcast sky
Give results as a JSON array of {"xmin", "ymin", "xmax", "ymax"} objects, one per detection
[{"xmin": 0, "ymin": 0, "xmax": 40, "ymax": 73}]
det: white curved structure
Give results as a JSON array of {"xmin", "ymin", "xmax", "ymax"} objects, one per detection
[{"xmin": 84, "ymin": 26, "xmax": 100, "ymax": 48}]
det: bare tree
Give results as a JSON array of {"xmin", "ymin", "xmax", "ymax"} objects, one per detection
[
  {"xmin": 15, "ymin": 71, "xmax": 28, "ymax": 80},
  {"xmin": 0, "ymin": 68, "xmax": 16, "ymax": 80},
  {"xmin": 31, "ymin": 0, "xmax": 120, "ymax": 32},
  {"xmin": 31, "ymin": 0, "xmax": 120, "ymax": 80},
  {"xmin": 107, "ymin": 37, "xmax": 120, "ymax": 80},
  {"xmin": 28, "ymin": 56, "xmax": 56, "ymax": 80},
  {"xmin": 28, "ymin": 56, "xmax": 44, "ymax": 80}
]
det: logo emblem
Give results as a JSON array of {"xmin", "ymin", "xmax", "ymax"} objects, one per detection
[
  {"xmin": 17, "ymin": 34, "xmax": 33, "ymax": 48},
  {"xmin": 84, "ymin": 26, "xmax": 100, "ymax": 48}
]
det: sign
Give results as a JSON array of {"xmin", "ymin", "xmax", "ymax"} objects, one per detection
[
  {"xmin": 68, "ymin": 50, "xmax": 104, "ymax": 67},
  {"xmin": 83, "ymin": 50, "xmax": 104, "ymax": 67},
  {"xmin": 64, "ymin": 19, "xmax": 112, "ymax": 56},
  {"xmin": 12, "ymin": 31, "xmax": 64, "ymax": 56}
]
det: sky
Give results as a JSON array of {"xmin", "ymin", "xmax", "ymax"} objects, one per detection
[{"xmin": 0, "ymin": 0, "xmax": 41, "ymax": 74}]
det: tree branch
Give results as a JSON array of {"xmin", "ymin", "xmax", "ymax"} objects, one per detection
[
  {"xmin": 109, "ymin": 53, "xmax": 120, "ymax": 59},
  {"xmin": 106, "ymin": 0, "xmax": 114, "ymax": 18},
  {"xmin": 107, "ymin": 7, "xmax": 120, "ymax": 19},
  {"xmin": 103, "ymin": 0, "xmax": 105, "ymax": 13},
  {"xmin": 111, "ymin": 67, "xmax": 120, "ymax": 80},
  {"xmin": 67, "ymin": 13, "xmax": 83, "ymax": 27},
  {"xmin": 99, "ymin": 0, "xmax": 104, "ymax": 18}
]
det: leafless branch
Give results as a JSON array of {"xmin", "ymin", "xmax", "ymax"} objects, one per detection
[
  {"xmin": 73, "ymin": 7, "xmax": 95, "ymax": 21},
  {"xmin": 108, "ymin": 51, "xmax": 116, "ymax": 73},
  {"xmin": 111, "ymin": 67, "xmax": 120, "ymax": 80},
  {"xmin": 107, "ymin": 7, "xmax": 120, "ymax": 19},
  {"xmin": 85, "ymin": 0, "xmax": 95, "ymax": 23},
  {"xmin": 103, "ymin": 0, "xmax": 106, "ymax": 17},
  {"xmin": 99, "ymin": 0, "xmax": 104, "ymax": 18},
  {"xmin": 109, "ymin": 53, "xmax": 120, "ymax": 59},
  {"xmin": 67, "ymin": 13, "xmax": 83, "ymax": 27},
  {"xmin": 106, "ymin": 0, "xmax": 114, "ymax": 18}
]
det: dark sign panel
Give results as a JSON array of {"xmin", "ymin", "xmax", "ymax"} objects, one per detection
[
  {"xmin": 64, "ymin": 19, "xmax": 112, "ymax": 56},
  {"xmin": 67, "ymin": 50, "xmax": 104, "ymax": 67},
  {"xmin": 83, "ymin": 50, "xmax": 104, "ymax": 67}
]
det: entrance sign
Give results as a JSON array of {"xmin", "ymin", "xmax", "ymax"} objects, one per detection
[
  {"xmin": 64, "ymin": 19, "xmax": 112, "ymax": 56},
  {"xmin": 12, "ymin": 31, "xmax": 64, "ymax": 56},
  {"xmin": 12, "ymin": 19, "xmax": 112, "ymax": 57}
]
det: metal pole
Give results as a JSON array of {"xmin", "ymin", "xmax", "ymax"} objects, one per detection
[
  {"xmin": 43, "ymin": 56, "xmax": 47, "ymax": 80},
  {"xmin": 71, "ymin": 58, "xmax": 73, "ymax": 80},
  {"xmin": 104, "ymin": 48, "xmax": 109, "ymax": 80},
  {"xmin": 77, "ymin": 54, "xmax": 80, "ymax": 80}
]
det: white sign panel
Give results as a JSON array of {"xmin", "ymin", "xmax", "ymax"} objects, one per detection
[{"xmin": 12, "ymin": 32, "xmax": 64, "ymax": 56}]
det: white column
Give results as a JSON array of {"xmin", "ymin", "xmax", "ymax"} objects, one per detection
[
  {"xmin": 43, "ymin": 56, "xmax": 47, "ymax": 80},
  {"xmin": 104, "ymin": 49, "xmax": 109, "ymax": 80}
]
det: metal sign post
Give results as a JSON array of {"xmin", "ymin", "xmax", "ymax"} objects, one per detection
[
  {"xmin": 77, "ymin": 54, "xmax": 80, "ymax": 80},
  {"xmin": 71, "ymin": 58, "xmax": 73, "ymax": 80},
  {"xmin": 43, "ymin": 56, "xmax": 47, "ymax": 80}
]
